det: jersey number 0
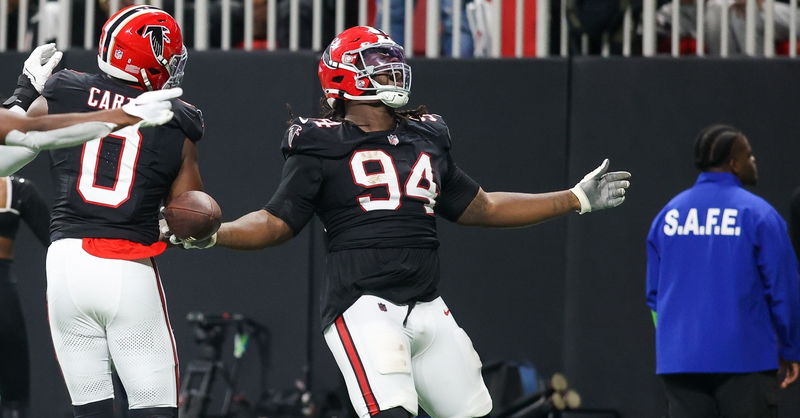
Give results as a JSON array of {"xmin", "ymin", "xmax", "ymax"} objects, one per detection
[
  {"xmin": 76, "ymin": 126, "xmax": 142, "ymax": 208},
  {"xmin": 350, "ymin": 150, "xmax": 438, "ymax": 214}
]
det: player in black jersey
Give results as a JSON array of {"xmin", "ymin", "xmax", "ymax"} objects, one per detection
[
  {"xmin": 0, "ymin": 176, "xmax": 49, "ymax": 418},
  {"xmin": 171, "ymin": 26, "xmax": 630, "ymax": 418},
  {"xmin": 0, "ymin": 43, "xmax": 181, "ymax": 176},
  {"xmin": 26, "ymin": 6, "xmax": 203, "ymax": 418},
  {"xmin": 0, "ymin": 42, "xmax": 176, "ymax": 418}
]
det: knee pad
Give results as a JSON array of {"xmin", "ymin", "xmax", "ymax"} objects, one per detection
[
  {"xmin": 127, "ymin": 407, "xmax": 177, "ymax": 418},
  {"xmin": 373, "ymin": 406, "xmax": 412, "ymax": 418},
  {"xmin": 73, "ymin": 399, "xmax": 113, "ymax": 418}
]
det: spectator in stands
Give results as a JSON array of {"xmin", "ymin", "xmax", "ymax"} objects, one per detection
[
  {"xmin": 646, "ymin": 125, "xmax": 800, "ymax": 417},
  {"xmin": 276, "ymin": 0, "xmax": 357, "ymax": 50},
  {"xmin": 35, "ymin": 0, "xmax": 251, "ymax": 49},
  {"xmin": 657, "ymin": 0, "xmax": 800, "ymax": 55},
  {"xmin": 30, "ymin": 0, "xmax": 135, "ymax": 47},
  {"xmin": 567, "ymin": 0, "xmax": 638, "ymax": 55},
  {"xmin": 376, "ymin": 0, "xmax": 474, "ymax": 57},
  {"xmin": 2, "ymin": 0, "xmax": 34, "ymax": 50}
]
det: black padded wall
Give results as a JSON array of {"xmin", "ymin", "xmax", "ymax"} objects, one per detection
[{"xmin": 565, "ymin": 57, "xmax": 800, "ymax": 418}]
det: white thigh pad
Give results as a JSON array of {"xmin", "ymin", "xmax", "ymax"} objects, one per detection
[{"xmin": 364, "ymin": 324, "xmax": 412, "ymax": 375}]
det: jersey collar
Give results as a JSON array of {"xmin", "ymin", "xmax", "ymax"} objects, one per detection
[{"xmin": 695, "ymin": 171, "xmax": 742, "ymax": 187}]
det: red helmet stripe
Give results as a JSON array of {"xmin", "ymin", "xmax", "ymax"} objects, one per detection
[{"xmin": 100, "ymin": 5, "xmax": 156, "ymax": 61}]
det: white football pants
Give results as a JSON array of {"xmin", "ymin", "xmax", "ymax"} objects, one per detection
[
  {"xmin": 324, "ymin": 295, "xmax": 492, "ymax": 418},
  {"xmin": 46, "ymin": 238, "xmax": 178, "ymax": 409}
]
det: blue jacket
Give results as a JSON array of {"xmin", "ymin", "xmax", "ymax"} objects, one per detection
[{"xmin": 646, "ymin": 172, "xmax": 800, "ymax": 374}]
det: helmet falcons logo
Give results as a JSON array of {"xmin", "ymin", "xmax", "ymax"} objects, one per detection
[
  {"xmin": 142, "ymin": 25, "xmax": 171, "ymax": 61},
  {"xmin": 97, "ymin": 6, "xmax": 186, "ymax": 90}
]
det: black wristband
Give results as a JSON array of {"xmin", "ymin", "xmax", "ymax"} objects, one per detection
[{"xmin": 2, "ymin": 74, "xmax": 38, "ymax": 111}]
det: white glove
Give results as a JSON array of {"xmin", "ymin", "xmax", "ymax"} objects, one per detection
[
  {"xmin": 569, "ymin": 158, "xmax": 631, "ymax": 214},
  {"xmin": 24, "ymin": 43, "xmax": 63, "ymax": 93},
  {"xmin": 159, "ymin": 220, "xmax": 217, "ymax": 250},
  {"xmin": 122, "ymin": 87, "xmax": 183, "ymax": 127},
  {"xmin": 5, "ymin": 121, "xmax": 116, "ymax": 151},
  {"xmin": 0, "ymin": 145, "xmax": 38, "ymax": 176}
]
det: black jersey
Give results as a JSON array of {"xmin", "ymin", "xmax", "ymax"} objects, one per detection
[
  {"xmin": 43, "ymin": 70, "xmax": 204, "ymax": 244},
  {"xmin": 264, "ymin": 114, "xmax": 480, "ymax": 327},
  {"xmin": 0, "ymin": 176, "xmax": 49, "ymax": 246}
]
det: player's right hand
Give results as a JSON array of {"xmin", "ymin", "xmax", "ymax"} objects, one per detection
[
  {"xmin": 23, "ymin": 43, "xmax": 63, "ymax": 93},
  {"xmin": 569, "ymin": 159, "xmax": 631, "ymax": 214},
  {"xmin": 159, "ymin": 220, "xmax": 217, "ymax": 250},
  {"xmin": 122, "ymin": 87, "xmax": 182, "ymax": 127}
]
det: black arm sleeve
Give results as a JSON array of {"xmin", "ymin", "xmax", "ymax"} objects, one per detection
[
  {"xmin": 263, "ymin": 154, "xmax": 323, "ymax": 235},
  {"xmin": 2, "ymin": 74, "xmax": 38, "ymax": 111},
  {"xmin": 436, "ymin": 155, "xmax": 480, "ymax": 222},
  {"xmin": 791, "ymin": 187, "xmax": 800, "ymax": 260},
  {"xmin": 14, "ymin": 178, "xmax": 50, "ymax": 246}
]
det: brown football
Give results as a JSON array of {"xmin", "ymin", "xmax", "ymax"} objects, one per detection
[{"xmin": 163, "ymin": 191, "xmax": 222, "ymax": 240}]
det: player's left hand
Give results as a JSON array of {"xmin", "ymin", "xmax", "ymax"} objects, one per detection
[
  {"xmin": 23, "ymin": 43, "xmax": 63, "ymax": 93},
  {"xmin": 122, "ymin": 87, "xmax": 182, "ymax": 127},
  {"xmin": 570, "ymin": 158, "xmax": 631, "ymax": 214}
]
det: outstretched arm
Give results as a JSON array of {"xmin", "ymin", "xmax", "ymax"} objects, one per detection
[
  {"xmin": 216, "ymin": 210, "xmax": 294, "ymax": 250},
  {"xmin": 10, "ymin": 87, "xmax": 181, "ymax": 143},
  {"xmin": 166, "ymin": 209, "xmax": 295, "ymax": 250},
  {"xmin": 457, "ymin": 159, "xmax": 631, "ymax": 227},
  {"xmin": 166, "ymin": 154, "xmax": 320, "ymax": 250},
  {"xmin": 457, "ymin": 189, "xmax": 579, "ymax": 227},
  {"xmin": 0, "ymin": 105, "xmax": 137, "ymax": 141}
]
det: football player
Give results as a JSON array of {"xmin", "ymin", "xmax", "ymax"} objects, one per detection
[
  {"xmin": 26, "ymin": 6, "xmax": 204, "ymax": 418},
  {"xmin": 0, "ymin": 174, "xmax": 49, "ymax": 418},
  {"xmin": 0, "ymin": 43, "xmax": 180, "ymax": 176},
  {"xmin": 171, "ymin": 26, "xmax": 630, "ymax": 418}
]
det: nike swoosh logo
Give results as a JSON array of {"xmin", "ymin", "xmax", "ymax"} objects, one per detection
[{"xmin": 299, "ymin": 117, "xmax": 308, "ymax": 123}]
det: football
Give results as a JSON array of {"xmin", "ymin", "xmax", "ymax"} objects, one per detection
[{"xmin": 163, "ymin": 191, "xmax": 222, "ymax": 241}]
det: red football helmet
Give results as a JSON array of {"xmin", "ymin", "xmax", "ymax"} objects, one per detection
[
  {"xmin": 97, "ymin": 5, "xmax": 187, "ymax": 91},
  {"xmin": 319, "ymin": 26, "xmax": 411, "ymax": 108}
]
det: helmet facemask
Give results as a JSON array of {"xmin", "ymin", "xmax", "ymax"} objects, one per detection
[
  {"xmin": 353, "ymin": 46, "xmax": 412, "ymax": 108},
  {"xmin": 163, "ymin": 46, "xmax": 188, "ymax": 89}
]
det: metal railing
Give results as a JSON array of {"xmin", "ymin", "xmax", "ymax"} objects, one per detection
[{"xmin": 0, "ymin": 0, "xmax": 796, "ymax": 58}]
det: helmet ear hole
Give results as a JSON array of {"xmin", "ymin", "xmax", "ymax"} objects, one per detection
[
  {"xmin": 148, "ymin": 68, "xmax": 161, "ymax": 75},
  {"xmin": 332, "ymin": 76, "xmax": 344, "ymax": 83}
]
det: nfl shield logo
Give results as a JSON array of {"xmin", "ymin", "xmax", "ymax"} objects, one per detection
[
  {"xmin": 114, "ymin": 49, "xmax": 123, "ymax": 59},
  {"xmin": 387, "ymin": 134, "xmax": 399, "ymax": 145},
  {"xmin": 378, "ymin": 303, "xmax": 387, "ymax": 312}
]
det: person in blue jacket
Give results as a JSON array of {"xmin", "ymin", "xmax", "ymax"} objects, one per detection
[
  {"xmin": 646, "ymin": 124, "xmax": 800, "ymax": 418},
  {"xmin": 791, "ymin": 186, "xmax": 800, "ymax": 259}
]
